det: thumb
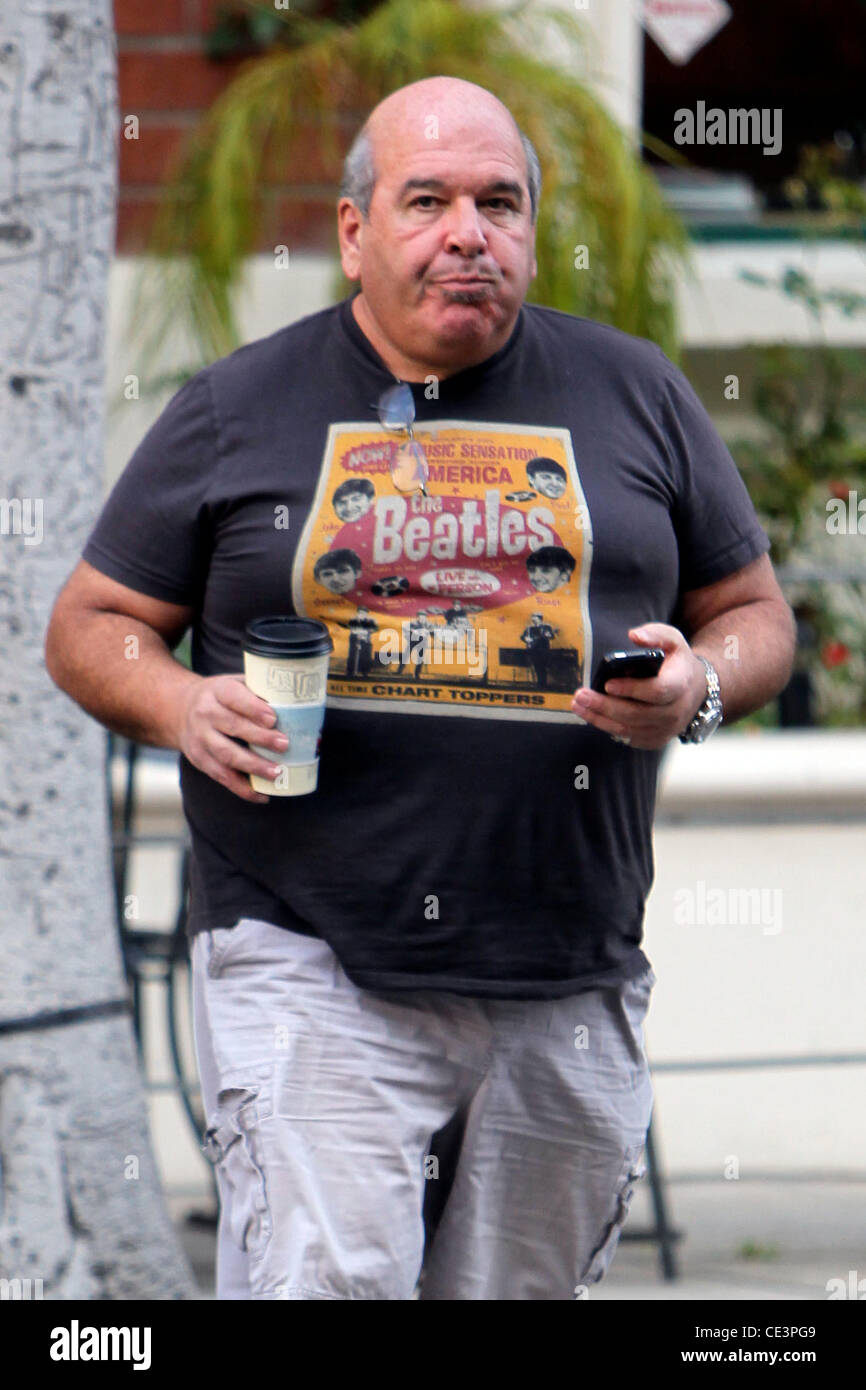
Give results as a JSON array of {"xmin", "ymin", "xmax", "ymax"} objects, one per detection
[{"xmin": 628, "ymin": 622, "xmax": 684, "ymax": 653}]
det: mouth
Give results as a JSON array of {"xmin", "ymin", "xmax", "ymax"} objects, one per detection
[{"xmin": 435, "ymin": 278, "xmax": 495, "ymax": 288}]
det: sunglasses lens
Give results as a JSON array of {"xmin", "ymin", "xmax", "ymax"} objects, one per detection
[
  {"xmin": 391, "ymin": 440, "xmax": 429, "ymax": 494},
  {"xmin": 378, "ymin": 381, "xmax": 416, "ymax": 430}
]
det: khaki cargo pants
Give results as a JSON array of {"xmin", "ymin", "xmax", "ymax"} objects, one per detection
[{"xmin": 191, "ymin": 917, "xmax": 655, "ymax": 1300}]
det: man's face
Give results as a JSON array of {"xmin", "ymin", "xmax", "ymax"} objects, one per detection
[
  {"xmin": 529, "ymin": 565, "xmax": 570, "ymax": 593},
  {"xmin": 335, "ymin": 491, "xmax": 371, "ymax": 522},
  {"xmin": 317, "ymin": 563, "xmax": 358, "ymax": 594},
  {"xmin": 339, "ymin": 101, "xmax": 537, "ymax": 370},
  {"xmin": 530, "ymin": 470, "xmax": 567, "ymax": 499}
]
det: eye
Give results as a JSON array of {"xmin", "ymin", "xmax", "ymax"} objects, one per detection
[
  {"xmin": 410, "ymin": 195, "xmax": 439, "ymax": 209},
  {"xmin": 485, "ymin": 198, "xmax": 516, "ymax": 210}
]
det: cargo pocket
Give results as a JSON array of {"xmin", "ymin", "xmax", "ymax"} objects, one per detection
[
  {"xmin": 205, "ymin": 920, "xmax": 255, "ymax": 979},
  {"xmin": 581, "ymin": 1146, "xmax": 646, "ymax": 1287},
  {"xmin": 202, "ymin": 1084, "xmax": 273, "ymax": 1262}
]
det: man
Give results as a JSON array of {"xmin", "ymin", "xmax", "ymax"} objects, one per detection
[
  {"xmin": 313, "ymin": 547, "xmax": 362, "ymax": 595},
  {"xmin": 343, "ymin": 605, "xmax": 378, "ymax": 678},
  {"xmin": 332, "ymin": 477, "xmax": 376, "ymax": 523},
  {"xmin": 526, "ymin": 456, "xmax": 568, "ymax": 500},
  {"xmin": 396, "ymin": 609, "xmax": 434, "ymax": 680},
  {"xmin": 526, "ymin": 543, "xmax": 577, "ymax": 594},
  {"xmin": 44, "ymin": 76, "xmax": 795, "ymax": 1301},
  {"xmin": 521, "ymin": 612, "xmax": 559, "ymax": 690}
]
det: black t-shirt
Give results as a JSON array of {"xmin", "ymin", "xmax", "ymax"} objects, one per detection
[{"xmin": 82, "ymin": 295, "xmax": 770, "ymax": 999}]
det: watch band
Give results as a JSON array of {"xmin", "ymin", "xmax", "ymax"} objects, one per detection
[{"xmin": 679, "ymin": 655, "xmax": 723, "ymax": 744}]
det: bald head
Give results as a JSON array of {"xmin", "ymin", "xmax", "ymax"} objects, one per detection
[
  {"xmin": 341, "ymin": 77, "xmax": 541, "ymax": 223},
  {"xmin": 367, "ymin": 78, "xmax": 524, "ymax": 167}
]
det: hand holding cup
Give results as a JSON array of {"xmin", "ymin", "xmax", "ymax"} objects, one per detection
[{"xmin": 177, "ymin": 673, "xmax": 290, "ymax": 803}]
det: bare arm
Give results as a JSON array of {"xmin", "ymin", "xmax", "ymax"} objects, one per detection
[
  {"xmin": 44, "ymin": 560, "xmax": 199, "ymax": 747},
  {"xmin": 572, "ymin": 554, "xmax": 797, "ymax": 748},
  {"xmin": 44, "ymin": 560, "xmax": 288, "ymax": 802},
  {"xmin": 678, "ymin": 553, "xmax": 797, "ymax": 724}
]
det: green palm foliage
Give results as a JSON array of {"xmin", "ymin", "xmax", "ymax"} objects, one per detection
[{"xmin": 130, "ymin": 0, "xmax": 688, "ymax": 381}]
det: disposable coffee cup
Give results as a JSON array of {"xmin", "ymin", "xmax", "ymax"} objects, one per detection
[{"xmin": 243, "ymin": 616, "xmax": 333, "ymax": 797}]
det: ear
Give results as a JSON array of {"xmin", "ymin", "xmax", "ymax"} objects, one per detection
[{"xmin": 337, "ymin": 197, "xmax": 363, "ymax": 282}]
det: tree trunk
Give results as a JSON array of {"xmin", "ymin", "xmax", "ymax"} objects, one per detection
[{"xmin": 0, "ymin": 0, "xmax": 196, "ymax": 1299}]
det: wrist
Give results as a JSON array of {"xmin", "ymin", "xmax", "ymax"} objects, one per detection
[
  {"xmin": 165, "ymin": 668, "xmax": 203, "ymax": 751},
  {"xmin": 687, "ymin": 649, "xmax": 713, "ymax": 720},
  {"xmin": 679, "ymin": 652, "xmax": 724, "ymax": 744}
]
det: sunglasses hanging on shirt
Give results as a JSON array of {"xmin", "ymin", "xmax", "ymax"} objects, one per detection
[{"xmin": 374, "ymin": 380, "xmax": 430, "ymax": 498}]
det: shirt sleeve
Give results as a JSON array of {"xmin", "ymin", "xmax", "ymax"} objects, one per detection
[
  {"xmin": 82, "ymin": 370, "xmax": 217, "ymax": 606},
  {"xmin": 658, "ymin": 359, "xmax": 771, "ymax": 592}
]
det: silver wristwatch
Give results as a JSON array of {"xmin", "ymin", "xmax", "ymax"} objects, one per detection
[{"xmin": 678, "ymin": 655, "xmax": 723, "ymax": 744}]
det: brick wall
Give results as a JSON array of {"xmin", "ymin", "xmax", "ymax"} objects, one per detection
[{"xmin": 114, "ymin": 0, "xmax": 345, "ymax": 254}]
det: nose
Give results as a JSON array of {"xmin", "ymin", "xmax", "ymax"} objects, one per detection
[{"xmin": 442, "ymin": 195, "xmax": 487, "ymax": 256}]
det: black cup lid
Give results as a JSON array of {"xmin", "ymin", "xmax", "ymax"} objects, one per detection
[{"xmin": 244, "ymin": 616, "xmax": 333, "ymax": 659}]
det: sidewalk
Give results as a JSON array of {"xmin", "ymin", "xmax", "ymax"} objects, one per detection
[
  {"xmin": 173, "ymin": 1176, "xmax": 866, "ymax": 1300},
  {"xmin": 592, "ymin": 1177, "xmax": 866, "ymax": 1300}
]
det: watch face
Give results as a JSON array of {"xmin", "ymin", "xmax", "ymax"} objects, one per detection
[{"xmin": 695, "ymin": 705, "xmax": 724, "ymax": 741}]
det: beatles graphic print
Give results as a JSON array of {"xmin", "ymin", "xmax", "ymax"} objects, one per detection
[{"xmin": 292, "ymin": 420, "xmax": 593, "ymax": 722}]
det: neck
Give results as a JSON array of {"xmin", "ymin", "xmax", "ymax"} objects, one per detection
[{"xmin": 350, "ymin": 293, "xmax": 512, "ymax": 383}]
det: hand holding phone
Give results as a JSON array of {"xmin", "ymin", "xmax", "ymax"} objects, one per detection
[{"xmin": 591, "ymin": 647, "xmax": 666, "ymax": 693}]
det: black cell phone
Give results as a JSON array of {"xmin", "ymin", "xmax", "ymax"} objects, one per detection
[{"xmin": 591, "ymin": 647, "xmax": 665, "ymax": 692}]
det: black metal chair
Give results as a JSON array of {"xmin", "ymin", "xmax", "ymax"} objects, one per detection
[{"xmin": 107, "ymin": 733, "xmax": 216, "ymax": 1221}]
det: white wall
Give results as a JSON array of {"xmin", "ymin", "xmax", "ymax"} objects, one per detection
[
  {"xmin": 566, "ymin": 0, "xmax": 644, "ymax": 139},
  {"xmin": 474, "ymin": 0, "xmax": 643, "ymax": 137}
]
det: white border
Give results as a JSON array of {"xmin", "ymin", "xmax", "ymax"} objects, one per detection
[{"xmin": 292, "ymin": 418, "xmax": 594, "ymax": 723}]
